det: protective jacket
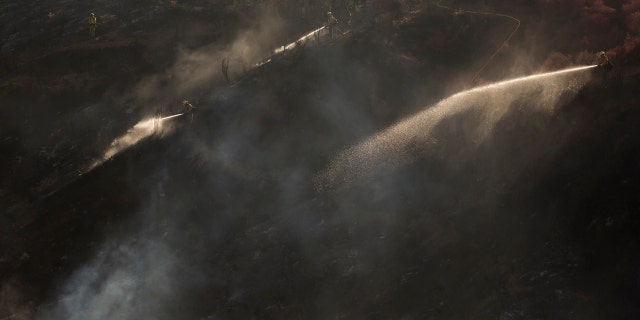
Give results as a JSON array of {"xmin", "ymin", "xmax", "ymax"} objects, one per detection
[
  {"xmin": 596, "ymin": 51, "xmax": 612, "ymax": 68},
  {"xmin": 183, "ymin": 100, "xmax": 194, "ymax": 113},
  {"xmin": 327, "ymin": 12, "xmax": 338, "ymax": 27}
]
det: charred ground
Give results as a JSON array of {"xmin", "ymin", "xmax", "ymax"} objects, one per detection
[{"xmin": 1, "ymin": 1, "xmax": 640, "ymax": 319}]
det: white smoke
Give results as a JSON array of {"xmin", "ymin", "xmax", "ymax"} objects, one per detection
[
  {"xmin": 33, "ymin": 8, "xmax": 295, "ymax": 320},
  {"xmin": 38, "ymin": 238, "xmax": 177, "ymax": 320},
  {"xmin": 130, "ymin": 7, "xmax": 288, "ymax": 107}
]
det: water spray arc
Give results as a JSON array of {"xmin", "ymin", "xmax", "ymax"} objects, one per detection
[
  {"xmin": 87, "ymin": 24, "xmax": 329, "ymax": 170},
  {"xmin": 83, "ymin": 113, "xmax": 184, "ymax": 174},
  {"xmin": 86, "ymin": 24, "xmax": 329, "ymax": 175},
  {"xmin": 226, "ymin": 25, "xmax": 328, "ymax": 84},
  {"xmin": 315, "ymin": 65, "xmax": 597, "ymax": 189},
  {"xmin": 273, "ymin": 26, "xmax": 326, "ymax": 55}
]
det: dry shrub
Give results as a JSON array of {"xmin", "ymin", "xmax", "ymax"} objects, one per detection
[
  {"xmin": 622, "ymin": 34, "xmax": 640, "ymax": 54},
  {"xmin": 589, "ymin": 0, "xmax": 615, "ymax": 14},
  {"xmin": 608, "ymin": 0, "xmax": 640, "ymax": 60},
  {"xmin": 542, "ymin": 51, "xmax": 571, "ymax": 70},
  {"xmin": 627, "ymin": 11, "xmax": 640, "ymax": 33},
  {"xmin": 575, "ymin": 50, "xmax": 595, "ymax": 65},
  {"xmin": 622, "ymin": 0, "xmax": 640, "ymax": 13}
]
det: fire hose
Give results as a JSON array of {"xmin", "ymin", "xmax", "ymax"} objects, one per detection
[{"xmin": 436, "ymin": 0, "xmax": 521, "ymax": 83}]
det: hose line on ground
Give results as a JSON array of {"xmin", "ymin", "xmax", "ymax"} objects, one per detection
[{"xmin": 435, "ymin": 0, "xmax": 521, "ymax": 83}]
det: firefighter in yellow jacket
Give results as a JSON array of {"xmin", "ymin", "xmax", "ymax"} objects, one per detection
[
  {"xmin": 183, "ymin": 99, "xmax": 195, "ymax": 121},
  {"xmin": 326, "ymin": 11, "xmax": 338, "ymax": 39},
  {"xmin": 89, "ymin": 12, "xmax": 97, "ymax": 39},
  {"xmin": 596, "ymin": 51, "xmax": 612, "ymax": 69}
]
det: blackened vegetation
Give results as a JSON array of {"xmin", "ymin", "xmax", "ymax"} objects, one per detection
[{"xmin": 1, "ymin": 1, "xmax": 639, "ymax": 319}]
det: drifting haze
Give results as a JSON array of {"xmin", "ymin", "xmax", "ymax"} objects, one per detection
[
  {"xmin": 37, "ymin": 8, "xmax": 295, "ymax": 320},
  {"xmin": 130, "ymin": 7, "xmax": 287, "ymax": 109},
  {"xmin": 41, "ymin": 3, "xmax": 605, "ymax": 316},
  {"xmin": 3, "ymin": 1, "xmax": 637, "ymax": 319}
]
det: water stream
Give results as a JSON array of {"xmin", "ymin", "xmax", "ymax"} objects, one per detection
[
  {"xmin": 315, "ymin": 65, "xmax": 597, "ymax": 189},
  {"xmin": 84, "ymin": 113, "xmax": 184, "ymax": 173}
]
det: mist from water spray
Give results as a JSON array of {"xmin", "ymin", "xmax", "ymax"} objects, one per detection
[
  {"xmin": 252, "ymin": 26, "xmax": 325, "ymax": 69},
  {"xmin": 85, "ymin": 24, "xmax": 327, "ymax": 174},
  {"xmin": 80, "ymin": 18, "xmax": 317, "ymax": 174},
  {"xmin": 315, "ymin": 65, "xmax": 597, "ymax": 189},
  {"xmin": 84, "ymin": 113, "xmax": 184, "ymax": 173},
  {"xmin": 273, "ymin": 26, "xmax": 326, "ymax": 55}
]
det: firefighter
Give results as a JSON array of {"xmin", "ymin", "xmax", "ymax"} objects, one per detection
[
  {"xmin": 183, "ymin": 99, "xmax": 194, "ymax": 113},
  {"xmin": 182, "ymin": 99, "xmax": 195, "ymax": 121},
  {"xmin": 596, "ymin": 51, "xmax": 613, "ymax": 69},
  {"xmin": 89, "ymin": 12, "xmax": 97, "ymax": 39},
  {"xmin": 326, "ymin": 11, "xmax": 338, "ymax": 39}
]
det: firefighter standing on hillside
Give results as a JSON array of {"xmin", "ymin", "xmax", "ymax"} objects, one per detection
[
  {"xmin": 326, "ymin": 11, "xmax": 338, "ymax": 40},
  {"xmin": 183, "ymin": 99, "xmax": 195, "ymax": 121},
  {"xmin": 89, "ymin": 12, "xmax": 97, "ymax": 39},
  {"xmin": 596, "ymin": 51, "xmax": 613, "ymax": 69}
]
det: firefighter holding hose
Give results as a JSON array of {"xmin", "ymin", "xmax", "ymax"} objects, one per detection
[
  {"xmin": 596, "ymin": 51, "xmax": 613, "ymax": 69},
  {"xmin": 326, "ymin": 11, "xmax": 338, "ymax": 40},
  {"xmin": 183, "ymin": 99, "xmax": 195, "ymax": 121}
]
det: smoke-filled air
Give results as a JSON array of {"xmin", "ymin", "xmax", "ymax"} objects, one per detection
[{"xmin": 1, "ymin": 1, "xmax": 639, "ymax": 320}]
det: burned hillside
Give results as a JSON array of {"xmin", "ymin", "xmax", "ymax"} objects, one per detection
[{"xmin": 1, "ymin": 1, "xmax": 639, "ymax": 319}]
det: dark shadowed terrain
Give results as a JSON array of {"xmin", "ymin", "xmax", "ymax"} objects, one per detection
[{"xmin": 1, "ymin": 1, "xmax": 640, "ymax": 319}]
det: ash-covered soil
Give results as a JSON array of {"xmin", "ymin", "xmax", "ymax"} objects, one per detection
[{"xmin": 1, "ymin": 1, "xmax": 639, "ymax": 319}]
